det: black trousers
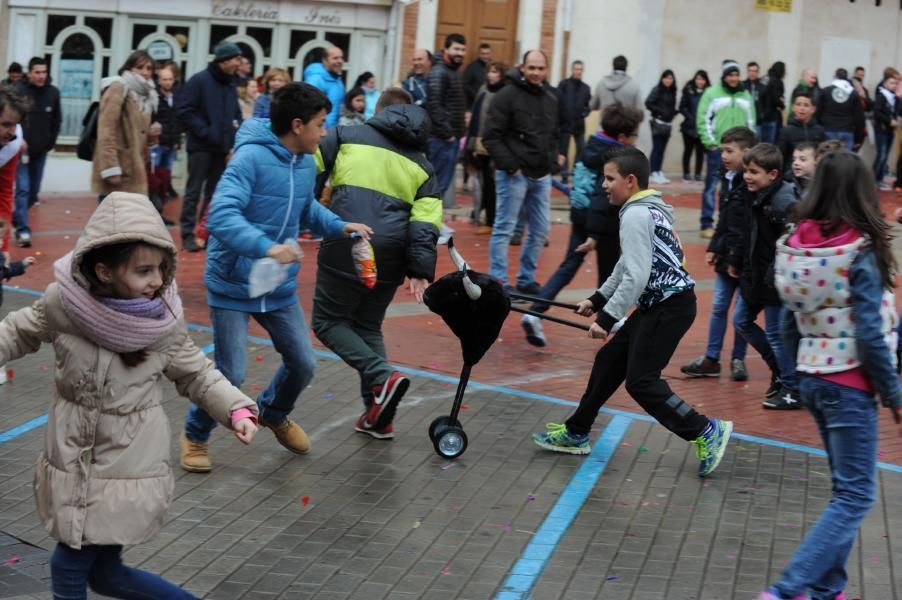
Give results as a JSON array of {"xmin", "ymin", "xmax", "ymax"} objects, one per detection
[
  {"xmin": 682, "ymin": 132, "xmax": 705, "ymax": 177},
  {"xmin": 566, "ymin": 289, "xmax": 709, "ymax": 441},
  {"xmin": 180, "ymin": 151, "xmax": 226, "ymax": 241},
  {"xmin": 476, "ymin": 154, "xmax": 496, "ymax": 226}
]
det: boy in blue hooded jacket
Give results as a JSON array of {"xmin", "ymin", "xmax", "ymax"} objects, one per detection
[{"xmin": 181, "ymin": 83, "xmax": 371, "ymax": 472}]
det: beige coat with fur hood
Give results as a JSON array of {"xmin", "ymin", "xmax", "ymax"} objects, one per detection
[
  {"xmin": 0, "ymin": 192, "xmax": 256, "ymax": 549},
  {"xmin": 91, "ymin": 80, "xmax": 151, "ymax": 195}
]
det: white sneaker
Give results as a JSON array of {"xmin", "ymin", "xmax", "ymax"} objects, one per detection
[
  {"xmin": 0, "ymin": 366, "xmax": 8, "ymax": 385},
  {"xmin": 521, "ymin": 314, "xmax": 547, "ymax": 347},
  {"xmin": 659, "ymin": 172, "xmax": 671, "ymax": 184}
]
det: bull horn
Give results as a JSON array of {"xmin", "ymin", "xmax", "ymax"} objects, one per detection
[
  {"xmin": 462, "ymin": 272, "xmax": 482, "ymax": 300},
  {"xmin": 448, "ymin": 237, "xmax": 469, "ymax": 272}
]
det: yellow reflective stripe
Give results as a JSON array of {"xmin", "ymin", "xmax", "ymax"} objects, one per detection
[
  {"xmin": 411, "ymin": 196, "xmax": 442, "ymax": 229},
  {"xmin": 314, "ymin": 148, "xmax": 325, "ymax": 174},
  {"xmin": 330, "ymin": 144, "xmax": 426, "ymax": 204}
]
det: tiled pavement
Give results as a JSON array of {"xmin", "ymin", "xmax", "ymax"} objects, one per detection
[{"xmin": 1, "ymin": 189, "xmax": 902, "ymax": 598}]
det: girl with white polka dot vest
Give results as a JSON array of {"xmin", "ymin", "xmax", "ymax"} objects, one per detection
[{"xmin": 760, "ymin": 151, "xmax": 901, "ymax": 600}]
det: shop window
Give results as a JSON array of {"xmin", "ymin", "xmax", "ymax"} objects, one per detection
[
  {"xmin": 46, "ymin": 14, "xmax": 77, "ymax": 47},
  {"xmin": 166, "ymin": 26, "xmax": 190, "ymax": 52},
  {"xmin": 324, "ymin": 32, "xmax": 351, "ymax": 57},
  {"xmin": 209, "ymin": 25, "xmax": 238, "ymax": 52},
  {"xmin": 246, "ymin": 27, "xmax": 273, "ymax": 56},
  {"xmin": 102, "ymin": 56, "xmax": 111, "ymax": 77},
  {"xmin": 289, "ymin": 30, "xmax": 316, "ymax": 57},
  {"xmin": 85, "ymin": 17, "xmax": 113, "ymax": 48},
  {"xmin": 58, "ymin": 33, "xmax": 95, "ymax": 137},
  {"xmin": 131, "ymin": 23, "xmax": 156, "ymax": 50}
]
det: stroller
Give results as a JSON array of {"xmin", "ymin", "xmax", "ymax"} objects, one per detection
[{"xmin": 423, "ymin": 238, "xmax": 592, "ymax": 459}]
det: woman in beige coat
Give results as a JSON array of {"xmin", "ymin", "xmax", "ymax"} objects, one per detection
[
  {"xmin": 0, "ymin": 192, "xmax": 258, "ymax": 599},
  {"xmin": 92, "ymin": 50, "xmax": 162, "ymax": 199}
]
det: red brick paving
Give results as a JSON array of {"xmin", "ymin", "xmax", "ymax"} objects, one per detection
[{"xmin": 9, "ymin": 189, "xmax": 902, "ymax": 464}]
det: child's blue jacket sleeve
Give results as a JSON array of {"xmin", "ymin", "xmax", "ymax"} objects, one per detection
[
  {"xmin": 206, "ymin": 150, "xmax": 274, "ymax": 259},
  {"xmin": 849, "ymin": 251, "xmax": 902, "ymax": 408}
]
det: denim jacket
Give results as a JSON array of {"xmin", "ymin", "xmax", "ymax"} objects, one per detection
[{"xmin": 781, "ymin": 249, "xmax": 902, "ymax": 408}]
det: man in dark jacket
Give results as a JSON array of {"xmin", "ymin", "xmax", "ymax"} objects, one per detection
[
  {"xmin": 462, "ymin": 43, "xmax": 491, "ymax": 107},
  {"xmin": 521, "ymin": 104, "xmax": 642, "ymax": 347},
  {"xmin": 558, "ymin": 60, "xmax": 591, "ymax": 183},
  {"xmin": 817, "ymin": 68, "xmax": 865, "ymax": 151},
  {"xmin": 12, "ymin": 57, "xmax": 60, "ymax": 247},
  {"xmin": 176, "ymin": 41, "xmax": 243, "ymax": 251},
  {"xmin": 484, "ymin": 50, "xmax": 566, "ymax": 295},
  {"xmin": 742, "ymin": 62, "xmax": 765, "ymax": 126},
  {"xmin": 426, "ymin": 34, "xmax": 466, "ymax": 201},
  {"xmin": 312, "ymin": 90, "xmax": 441, "ymax": 438},
  {"xmin": 776, "ymin": 91, "xmax": 826, "ymax": 176},
  {"xmin": 401, "ymin": 49, "xmax": 431, "ymax": 107}
]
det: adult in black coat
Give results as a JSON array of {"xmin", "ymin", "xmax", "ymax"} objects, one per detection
[
  {"xmin": 13, "ymin": 57, "xmax": 60, "ymax": 245},
  {"xmin": 175, "ymin": 42, "xmax": 243, "ymax": 251},
  {"xmin": 461, "ymin": 43, "xmax": 491, "ymax": 107},
  {"xmin": 757, "ymin": 62, "xmax": 786, "ymax": 144},
  {"xmin": 776, "ymin": 91, "xmax": 826, "ymax": 176},
  {"xmin": 425, "ymin": 35, "xmax": 467, "ymax": 198},
  {"xmin": 742, "ymin": 62, "xmax": 765, "ymax": 125},
  {"xmin": 557, "ymin": 60, "xmax": 592, "ymax": 183},
  {"xmin": 816, "ymin": 68, "xmax": 865, "ymax": 151},
  {"xmin": 645, "ymin": 69, "xmax": 677, "ymax": 183},
  {"xmin": 483, "ymin": 51, "xmax": 566, "ymax": 292},
  {"xmin": 873, "ymin": 69, "xmax": 899, "ymax": 185},
  {"xmin": 678, "ymin": 70, "xmax": 710, "ymax": 181}
]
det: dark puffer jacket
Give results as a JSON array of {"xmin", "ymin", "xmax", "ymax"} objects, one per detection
[
  {"xmin": 645, "ymin": 84, "xmax": 677, "ymax": 123},
  {"xmin": 315, "ymin": 104, "xmax": 441, "ymax": 285},
  {"xmin": 16, "ymin": 80, "xmax": 61, "ymax": 155},
  {"xmin": 707, "ymin": 169, "xmax": 747, "ymax": 275},
  {"xmin": 483, "ymin": 68, "xmax": 565, "ymax": 178},
  {"xmin": 679, "ymin": 86, "xmax": 705, "ymax": 138},
  {"xmin": 776, "ymin": 116, "xmax": 826, "ymax": 175},
  {"xmin": 153, "ymin": 87, "xmax": 182, "ymax": 148},
  {"xmin": 727, "ymin": 179, "xmax": 797, "ymax": 305},
  {"xmin": 176, "ymin": 62, "xmax": 241, "ymax": 154},
  {"xmin": 425, "ymin": 51, "xmax": 466, "ymax": 139},
  {"xmin": 816, "ymin": 81, "xmax": 865, "ymax": 143}
]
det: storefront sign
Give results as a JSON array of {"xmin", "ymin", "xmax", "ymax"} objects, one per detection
[
  {"xmin": 754, "ymin": 0, "xmax": 792, "ymax": 12},
  {"xmin": 212, "ymin": 1, "xmax": 279, "ymax": 21},
  {"xmin": 301, "ymin": 6, "xmax": 343, "ymax": 26},
  {"xmin": 146, "ymin": 40, "xmax": 174, "ymax": 61}
]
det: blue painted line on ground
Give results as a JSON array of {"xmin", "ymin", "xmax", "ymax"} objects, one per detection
[
  {"xmin": 494, "ymin": 414, "xmax": 632, "ymax": 600},
  {"xmin": 0, "ymin": 414, "xmax": 47, "ymax": 444},
  {"xmin": 4, "ymin": 285, "xmax": 902, "ymax": 473}
]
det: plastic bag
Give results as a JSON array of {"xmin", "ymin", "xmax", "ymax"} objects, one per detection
[
  {"xmin": 248, "ymin": 239, "xmax": 303, "ymax": 298},
  {"xmin": 351, "ymin": 234, "xmax": 377, "ymax": 288}
]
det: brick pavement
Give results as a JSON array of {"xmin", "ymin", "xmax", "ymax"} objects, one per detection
[{"xmin": 0, "ymin": 291, "xmax": 901, "ymax": 598}]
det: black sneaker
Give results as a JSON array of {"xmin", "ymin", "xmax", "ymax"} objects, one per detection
[
  {"xmin": 182, "ymin": 237, "xmax": 201, "ymax": 253},
  {"xmin": 504, "ymin": 285, "xmax": 528, "ymax": 304},
  {"xmin": 680, "ymin": 356, "xmax": 721, "ymax": 378},
  {"xmin": 516, "ymin": 281, "xmax": 542, "ymax": 296},
  {"xmin": 762, "ymin": 387, "xmax": 802, "ymax": 410},
  {"xmin": 765, "ymin": 373, "xmax": 782, "ymax": 399},
  {"xmin": 730, "ymin": 359, "xmax": 748, "ymax": 382}
]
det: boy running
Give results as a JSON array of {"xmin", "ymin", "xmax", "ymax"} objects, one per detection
[{"xmin": 532, "ymin": 147, "xmax": 732, "ymax": 477}]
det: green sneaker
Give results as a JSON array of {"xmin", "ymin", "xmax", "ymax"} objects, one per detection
[
  {"xmin": 692, "ymin": 419, "xmax": 733, "ymax": 477},
  {"xmin": 531, "ymin": 423, "xmax": 591, "ymax": 455}
]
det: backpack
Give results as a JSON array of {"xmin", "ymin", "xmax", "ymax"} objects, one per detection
[{"xmin": 76, "ymin": 101, "xmax": 99, "ymax": 161}]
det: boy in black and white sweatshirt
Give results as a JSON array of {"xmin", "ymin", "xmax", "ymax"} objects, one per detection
[{"xmin": 531, "ymin": 147, "xmax": 733, "ymax": 478}]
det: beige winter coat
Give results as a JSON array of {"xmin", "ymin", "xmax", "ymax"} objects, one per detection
[
  {"xmin": 91, "ymin": 81, "xmax": 151, "ymax": 195},
  {"xmin": 0, "ymin": 192, "xmax": 256, "ymax": 549}
]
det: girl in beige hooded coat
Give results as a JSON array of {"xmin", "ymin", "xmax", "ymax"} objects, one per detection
[{"xmin": 0, "ymin": 192, "xmax": 258, "ymax": 599}]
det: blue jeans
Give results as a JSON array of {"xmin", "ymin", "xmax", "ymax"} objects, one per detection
[
  {"xmin": 704, "ymin": 272, "xmax": 748, "ymax": 362},
  {"xmin": 772, "ymin": 377, "xmax": 877, "ymax": 599},
  {"xmin": 490, "ymin": 171, "xmax": 551, "ymax": 288},
  {"xmin": 733, "ymin": 296, "xmax": 797, "ymax": 390},
  {"xmin": 51, "ymin": 543, "xmax": 198, "ymax": 599},
  {"xmin": 650, "ymin": 133, "xmax": 670, "ymax": 173},
  {"xmin": 700, "ymin": 149, "xmax": 721, "ymax": 230},
  {"xmin": 427, "ymin": 137, "xmax": 460, "ymax": 197},
  {"xmin": 759, "ymin": 120, "xmax": 779, "ymax": 144},
  {"xmin": 529, "ymin": 220, "xmax": 589, "ymax": 312},
  {"xmin": 13, "ymin": 152, "xmax": 47, "ymax": 235},
  {"xmin": 150, "ymin": 145, "xmax": 178, "ymax": 170},
  {"xmin": 873, "ymin": 131, "xmax": 893, "ymax": 182},
  {"xmin": 825, "ymin": 130, "xmax": 854, "ymax": 151},
  {"xmin": 184, "ymin": 302, "xmax": 317, "ymax": 442}
]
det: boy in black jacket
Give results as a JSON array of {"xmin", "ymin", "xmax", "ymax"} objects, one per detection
[
  {"xmin": 681, "ymin": 127, "xmax": 755, "ymax": 380},
  {"xmin": 776, "ymin": 92, "xmax": 826, "ymax": 177},
  {"xmin": 727, "ymin": 144, "xmax": 799, "ymax": 410},
  {"xmin": 521, "ymin": 104, "xmax": 643, "ymax": 347}
]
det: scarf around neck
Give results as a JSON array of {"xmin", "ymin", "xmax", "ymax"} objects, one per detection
[
  {"xmin": 53, "ymin": 252, "xmax": 182, "ymax": 353},
  {"xmin": 103, "ymin": 71, "xmax": 159, "ymax": 115}
]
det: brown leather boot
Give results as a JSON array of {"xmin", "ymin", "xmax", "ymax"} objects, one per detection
[
  {"xmin": 262, "ymin": 417, "xmax": 310, "ymax": 454},
  {"xmin": 180, "ymin": 433, "xmax": 212, "ymax": 473}
]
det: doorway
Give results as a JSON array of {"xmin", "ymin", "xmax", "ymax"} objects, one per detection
[{"xmin": 435, "ymin": 0, "xmax": 520, "ymax": 67}]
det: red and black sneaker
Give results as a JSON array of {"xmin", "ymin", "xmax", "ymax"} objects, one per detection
[
  {"xmin": 364, "ymin": 371, "xmax": 409, "ymax": 430},
  {"xmin": 354, "ymin": 411, "xmax": 395, "ymax": 439}
]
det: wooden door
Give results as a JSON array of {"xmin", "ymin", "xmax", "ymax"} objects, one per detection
[{"xmin": 435, "ymin": 0, "xmax": 520, "ymax": 67}]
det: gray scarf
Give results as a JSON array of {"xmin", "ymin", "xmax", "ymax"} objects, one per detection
[{"xmin": 102, "ymin": 71, "xmax": 158, "ymax": 116}]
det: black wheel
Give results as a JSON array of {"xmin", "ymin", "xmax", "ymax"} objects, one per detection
[
  {"xmin": 434, "ymin": 426, "xmax": 468, "ymax": 459},
  {"xmin": 428, "ymin": 415, "xmax": 461, "ymax": 441}
]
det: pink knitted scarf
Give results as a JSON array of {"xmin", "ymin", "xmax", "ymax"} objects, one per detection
[{"xmin": 53, "ymin": 252, "xmax": 183, "ymax": 353}]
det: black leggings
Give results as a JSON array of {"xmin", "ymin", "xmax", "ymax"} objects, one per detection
[{"xmin": 682, "ymin": 133, "xmax": 705, "ymax": 177}]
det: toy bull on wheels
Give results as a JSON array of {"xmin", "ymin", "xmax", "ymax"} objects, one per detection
[{"xmin": 422, "ymin": 238, "xmax": 591, "ymax": 459}]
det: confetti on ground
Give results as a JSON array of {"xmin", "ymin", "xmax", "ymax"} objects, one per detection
[
  {"xmin": 441, "ymin": 462, "xmax": 455, "ymax": 470},
  {"xmin": 461, "ymin": 403, "xmax": 470, "ymax": 410},
  {"xmin": 255, "ymin": 356, "xmax": 264, "ymax": 362},
  {"xmin": 412, "ymin": 520, "xmax": 421, "ymax": 529},
  {"xmin": 621, "ymin": 442, "xmax": 632, "ymax": 447},
  {"xmin": 606, "ymin": 576, "xmax": 619, "ymax": 581},
  {"xmin": 6, "ymin": 369, "xmax": 12, "ymax": 379},
  {"xmin": 515, "ymin": 529, "xmax": 536, "ymax": 535},
  {"xmin": 323, "ymin": 393, "xmax": 334, "ymax": 399},
  {"xmin": 440, "ymin": 567, "xmax": 451, "ymax": 575},
  {"xmin": 35, "ymin": 251, "xmax": 42, "ymax": 256},
  {"xmin": 301, "ymin": 496, "xmax": 309, "ymax": 506},
  {"xmin": 526, "ymin": 495, "xmax": 535, "ymax": 502},
  {"xmin": 430, "ymin": 363, "xmax": 438, "ymax": 369},
  {"xmin": 1, "ymin": 556, "xmax": 19, "ymax": 566},
  {"xmin": 638, "ymin": 446, "xmax": 649, "ymax": 453},
  {"xmin": 251, "ymin": 385, "xmax": 261, "ymax": 393}
]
